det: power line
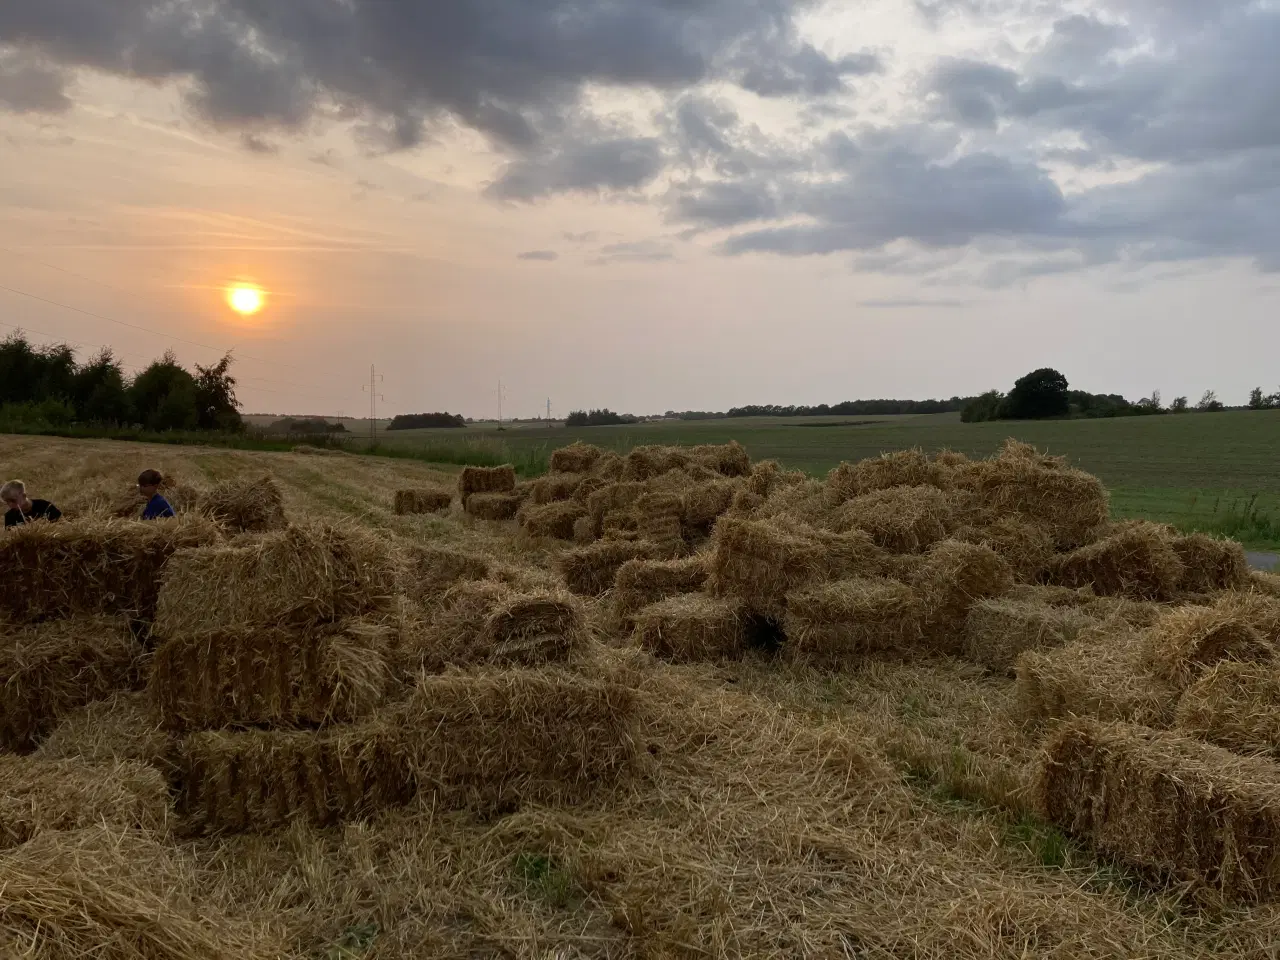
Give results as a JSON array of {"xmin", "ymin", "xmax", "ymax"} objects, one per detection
[{"xmin": 362, "ymin": 365, "xmax": 385, "ymax": 446}]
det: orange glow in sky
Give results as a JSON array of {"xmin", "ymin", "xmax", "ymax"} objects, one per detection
[{"xmin": 226, "ymin": 283, "xmax": 265, "ymax": 316}]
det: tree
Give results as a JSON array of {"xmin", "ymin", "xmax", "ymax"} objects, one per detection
[
  {"xmin": 193, "ymin": 352, "xmax": 243, "ymax": 431},
  {"xmin": 960, "ymin": 390, "xmax": 1005, "ymax": 423},
  {"xmin": 1002, "ymin": 368, "xmax": 1069, "ymax": 420},
  {"xmin": 129, "ymin": 350, "xmax": 200, "ymax": 431},
  {"xmin": 1249, "ymin": 387, "xmax": 1266, "ymax": 410},
  {"xmin": 1135, "ymin": 390, "xmax": 1163, "ymax": 412},
  {"xmin": 72, "ymin": 349, "xmax": 131, "ymax": 423},
  {"xmin": 1197, "ymin": 390, "xmax": 1224, "ymax": 412},
  {"xmin": 1171, "ymin": 396, "xmax": 1189, "ymax": 413}
]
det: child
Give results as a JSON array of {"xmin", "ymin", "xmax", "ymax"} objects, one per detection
[
  {"xmin": 137, "ymin": 469, "xmax": 176, "ymax": 520},
  {"xmin": 2, "ymin": 480, "xmax": 62, "ymax": 528}
]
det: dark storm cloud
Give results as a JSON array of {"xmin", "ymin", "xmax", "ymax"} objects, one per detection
[
  {"xmin": 0, "ymin": 0, "xmax": 853, "ymax": 153},
  {"xmin": 0, "ymin": 51, "xmax": 72, "ymax": 114},
  {"xmin": 486, "ymin": 137, "xmax": 666, "ymax": 201}
]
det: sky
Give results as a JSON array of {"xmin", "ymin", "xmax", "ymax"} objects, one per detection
[{"xmin": 1, "ymin": 0, "xmax": 1278, "ymax": 419}]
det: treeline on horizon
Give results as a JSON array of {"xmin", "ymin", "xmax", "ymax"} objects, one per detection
[{"xmin": 0, "ymin": 331, "xmax": 242, "ymax": 432}]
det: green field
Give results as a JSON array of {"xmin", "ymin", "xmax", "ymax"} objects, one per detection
[{"xmin": 357, "ymin": 410, "xmax": 1280, "ymax": 549}]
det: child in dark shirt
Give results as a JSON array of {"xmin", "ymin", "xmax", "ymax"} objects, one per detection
[
  {"xmin": 2, "ymin": 479, "xmax": 62, "ymax": 528},
  {"xmin": 137, "ymin": 469, "xmax": 176, "ymax": 520}
]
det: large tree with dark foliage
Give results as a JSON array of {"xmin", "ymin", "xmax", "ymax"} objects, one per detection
[
  {"xmin": 565, "ymin": 409, "xmax": 638, "ymax": 426},
  {"xmin": 1002, "ymin": 368, "xmax": 1070, "ymax": 420},
  {"xmin": 193, "ymin": 353, "xmax": 244, "ymax": 431},
  {"xmin": 387, "ymin": 412, "xmax": 467, "ymax": 430}
]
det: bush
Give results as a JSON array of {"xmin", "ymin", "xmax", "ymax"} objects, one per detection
[
  {"xmin": 1003, "ymin": 368, "xmax": 1069, "ymax": 420},
  {"xmin": 387, "ymin": 412, "xmax": 467, "ymax": 430},
  {"xmin": 565, "ymin": 409, "xmax": 639, "ymax": 427},
  {"xmin": 960, "ymin": 390, "xmax": 1005, "ymax": 423}
]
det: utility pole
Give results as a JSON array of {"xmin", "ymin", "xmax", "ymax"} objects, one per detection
[
  {"xmin": 362, "ymin": 365, "xmax": 384, "ymax": 448},
  {"xmin": 497, "ymin": 379, "xmax": 506, "ymax": 425},
  {"xmin": 546, "ymin": 397, "xmax": 551, "ymax": 421}
]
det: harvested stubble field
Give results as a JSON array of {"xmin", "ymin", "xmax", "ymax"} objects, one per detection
[{"xmin": 8, "ymin": 433, "xmax": 1280, "ymax": 958}]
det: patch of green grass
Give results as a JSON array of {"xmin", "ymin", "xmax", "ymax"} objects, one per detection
[
  {"xmin": 1111, "ymin": 488, "xmax": 1280, "ymax": 550},
  {"xmin": 323, "ymin": 921, "xmax": 379, "ymax": 958},
  {"xmin": 513, "ymin": 852, "xmax": 579, "ymax": 910},
  {"xmin": 361, "ymin": 437, "xmax": 550, "ymax": 478},
  {"xmin": 1004, "ymin": 817, "xmax": 1070, "ymax": 868}
]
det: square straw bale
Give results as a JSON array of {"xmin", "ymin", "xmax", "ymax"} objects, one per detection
[
  {"xmin": 825, "ymin": 449, "xmax": 952, "ymax": 503},
  {"xmin": 401, "ymin": 668, "xmax": 639, "ymax": 811},
  {"xmin": 457, "ymin": 464, "xmax": 516, "ymax": 504},
  {"xmin": 0, "ymin": 515, "xmax": 220, "ymax": 623},
  {"xmin": 954, "ymin": 516, "xmax": 1057, "ymax": 583},
  {"xmin": 911, "ymin": 540, "xmax": 1014, "ymax": 654},
  {"xmin": 1173, "ymin": 533, "xmax": 1251, "ymax": 594},
  {"xmin": 612, "ymin": 555, "xmax": 710, "ymax": 628},
  {"xmin": 620, "ymin": 445, "xmax": 692, "ymax": 481},
  {"xmin": 407, "ymin": 580, "xmax": 588, "ymax": 671},
  {"xmin": 200, "ymin": 475, "xmax": 288, "ymax": 532},
  {"xmin": 633, "ymin": 594, "xmax": 745, "ymax": 662},
  {"xmin": 150, "ymin": 619, "xmax": 399, "ymax": 732},
  {"xmin": 550, "ymin": 441, "xmax": 605, "ymax": 474},
  {"xmin": 688, "ymin": 440, "xmax": 752, "ymax": 477},
  {"xmin": 963, "ymin": 598, "xmax": 1098, "ymax": 674},
  {"xmin": 1213, "ymin": 590, "xmax": 1280, "ymax": 645},
  {"xmin": 518, "ymin": 500, "xmax": 587, "ymax": 540},
  {"xmin": 1142, "ymin": 604, "xmax": 1274, "ymax": 692},
  {"xmin": 1014, "ymin": 631, "xmax": 1178, "ymax": 728},
  {"xmin": 153, "ymin": 523, "xmax": 398, "ymax": 637},
  {"xmin": 957, "ymin": 446, "xmax": 1109, "ymax": 549},
  {"xmin": 402, "ymin": 542, "xmax": 495, "ymax": 603},
  {"xmin": 463, "ymin": 491, "xmax": 522, "ymax": 521},
  {"xmin": 680, "ymin": 479, "xmax": 743, "ymax": 537},
  {"xmin": 530, "ymin": 471, "xmax": 588, "ymax": 504},
  {"xmin": 1176, "ymin": 662, "xmax": 1280, "ymax": 758},
  {"xmin": 393, "ymin": 487, "xmax": 453, "ymax": 515},
  {"xmin": 0, "ymin": 825, "xmax": 283, "ymax": 959},
  {"xmin": 784, "ymin": 577, "xmax": 925, "ymax": 667},
  {"xmin": 171, "ymin": 722, "xmax": 415, "ymax": 834},
  {"xmin": 708, "ymin": 516, "xmax": 826, "ymax": 615},
  {"xmin": 1046, "ymin": 521, "xmax": 1185, "ymax": 601},
  {"xmin": 35, "ymin": 692, "xmax": 168, "ymax": 765},
  {"xmin": 0, "ymin": 756, "xmax": 169, "ymax": 849},
  {"xmin": 1251, "ymin": 571, "xmax": 1280, "ymax": 597},
  {"xmin": 558, "ymin": 539, "xmax": 663, "ymax": 597},
  {"xmin": 1037, "ymin": 718, "xmax": 1280, "ymax": 902},
  {"xmin": 835, "ymin": 485, "xmax": 958, "ymax": 553},
  {"xmin": 0, "ymin": 617, "xmax": 143, "ymax": 752}
]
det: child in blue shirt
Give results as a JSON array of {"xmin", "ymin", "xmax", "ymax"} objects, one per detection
[{"xmin": 137, "ymin": 469, "xmax": 176, "ymax": 520}]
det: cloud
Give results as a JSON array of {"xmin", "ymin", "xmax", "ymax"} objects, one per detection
[
  {"xmin": 0, "ymin": 51, "xmax": 71, "ymax": 114},
  {"xmin": 563, "ymin": 231, "xmax": 598, "ymax": 243},
  {"xmin": 517, "ymin": 250, "xmax": 559, "ymax": 261},
  {"xmin": 0, "ymin": 0, "xmax": 850, "ymax": 158},
  {"xmin": 858, "ymin": 297, "xmax": 972, "ymax": 308},
  {"xmin": 487, "ymin": 137, "xmax": 666, "ymax": 201},
  {"xmin": 240, "ymin": 133, "xmax": 277, "ymax": 154},
  {"xmin": 590, "ymin": 239, "xmax": 676, "ymax": 265}
]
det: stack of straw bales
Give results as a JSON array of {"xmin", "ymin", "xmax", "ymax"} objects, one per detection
[
  {"xmin": 459, "ymin": 465, "xmax": 519, "ymax": 520},
  {"xmin": 550, "ymin": 441, "xmax": 604, "ymax": 474},
  {"xmin": 1176, "ymin": 662, "xmax": 1280, "ymax": 757},
  {"xmin": 0, "ymin": 755, "xmax": 169, "ymax": 848},
  {"xmin": 708, "ymin": 517, "xmax": 825, "ymax": 617},
  {"xmin": 1038, "ymin": 718, "xmax": 1280, "ymax": 902},
  {"xmin": 0, "ymin": 515, "xmax": 219, "ymax": 622},
  {"xmin": 1046, "ymin": 521, "xmax": 1184, "ymax": 600},
  {"xmin": 559, "ymin": 539, "xmax": 663, "ymax": 597},
  {"xmin": 464, "ymin": 492, "xmax": 522, "ymax": 521},
  {"xmin": 154, "ymin": 523, "xmax": 398, "ymax": 636},
  {"xmin": 1172, "ymin": 532, "xmax": 1251, "ymax": 593},
  {"xmin": 393, "ymin": 487, "xmax": 454, "ymax": 515},
  {"xmin": 826, "ymin": 449, "xmax": 953, "ymax": 503},
  {"xmin": 408, "ymin": 580, "xmax": 588, "ymax": 670},
  {"xmin": 518, "ymin": 500, "xmax": 587, "ymax": 540},
  {"xmin": 963, "ymin": 598, "xmax": 1097, "ymax": 674},
  {"xmin": 911, "ymin": 540, "xmax": 1013, "ymax": 654},
  {"xmin": 612, "ymin": 555, "xmax": 709, "ymax": 628},
  {"xmin": 836, "ymin": 485, "xmax": 958, "ymax": 552},
  {"xmin": 0, "ymin": 616, "xmax": 143, "ymax": 752},
  {"xmin": 784, "ymin": 577, "xmax": 925, "ymax": 666},
  {"xmin": 200, "ymin": 475, "xmax": 288, "ymax": 532},
  {"xmin": 1141, "ymin": 604, "xmax": 1275, "ymax": 693}
]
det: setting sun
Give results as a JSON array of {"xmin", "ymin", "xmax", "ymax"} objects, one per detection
[{"xmin": 226, "ymin": 284, "xmax": 265, "ymax": 316}]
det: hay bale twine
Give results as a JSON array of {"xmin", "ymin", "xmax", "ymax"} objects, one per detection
[
  {"xmin": 1037, "ymin": 718, "xmax": 1280, "ymax": 902},
  {"xmin": 150, "ymin": 618, "xmax": 399, "ymax": 732},
  {"xmin": 612, "ymin": 555, "xmax": 710, "ymax": 628},
  {"xmin": 35, "ymin": 692, "xmax": 168, "ymax": 765},
  {"xmin": 458, "ymin": 464, "xmax": 516, "ymax": 505},
  {"xmin": 0, "ymin": 756, "xmax": 170, "ymax": 849},
  {"xmin": 1142, "ymin": 605, "xmax": 1274, "ymax": 692},
  {"xmin": 518, "ymin": 500, "xmax": 587, "ymax": 540},
  {"xmin": 784, "ymin": 577, "xmax": 925, "ymax": 667},
  {"xmin": 1046, "ymin": 521, "xmax": 1184, "ymax": 601},
  {"xmin": 393, "ymin": 488, "xmax": 453, "ymax": 515},
  {"xmin": 911, "ymin": 540, "xmax": 1014, "ymax": 654},
  {"xmin": 550, "ymin": 442, "xmax": 604, "ymax": 474},
  {"xmin": 1173, "ymin": 533, "xmax": 1251, "ymax": 594},
  {"xmin": 558, "ymin": 540, "xmax": 662, "ymax": 597},
  {"xmin": 464, "ymin": 491, "xmax": 522, "ymax": 521},
  {"xmin": 201, "ymin": 475, "xmax": 288, "ymax": 532},
  {"xmin": 0, "ymin": 515, "xmax": 220, "ymax": 623},
  {"xmin": 0, "ymin": 617, "xmax": 143, "ymax": 753},
  {"xmin": 633, "ymin": 594, "xmax": 745, "ymax": 662},
  {"xmin": 708, "ymin": 516, "xmax": 825, "ymax": 617},
  {"xmin": 835, "ymin": 485, "xmax": 958, "ymax": 553},
  {"xmin": 1176, "ymin": 662, "xmax": 1280, "ymax": 759},
  {"xmin": 153, "ymin": 523, "xmax": 399, "ymax": 637},
  {"xmin": 963, "ymin": 598, "xmax": 1097, "ymax": 674}
]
